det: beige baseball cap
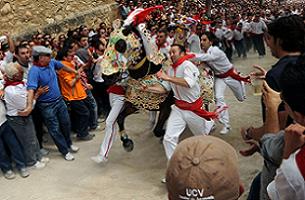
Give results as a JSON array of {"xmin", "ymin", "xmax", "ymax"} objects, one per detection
[{"xmin": 166, "ymin": 136, "xmax": 240, "ymax": 200}]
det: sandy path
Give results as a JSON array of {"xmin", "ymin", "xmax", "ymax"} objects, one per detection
[{"xmin": 0, "ymin": 52, "xmax": 277, "ymax": 200}]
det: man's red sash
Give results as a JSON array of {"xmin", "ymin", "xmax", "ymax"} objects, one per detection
[
  {"xmin": 107, "ymin": 85, "xmax": 125, "ymax": 95},
  {"xmin": 215, "ymin": 68, "xmax": 250, "ymax": 83},
  {"xmin": 175, "ymin": 98, "xmax": 218, "ymax": 120}
]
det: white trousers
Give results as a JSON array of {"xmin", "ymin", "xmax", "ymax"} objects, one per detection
[
  {"xmin": 149, "ymin": 111, "xmax": 157, "ymax": 125},
  {"xmin": 98, "ymin": 93, "xmax": 125, "ymax": 158},
  {"xmin": 214, "ymin": 77, "xmax": 246, "ymax": 127},
  {"xmin": 163, "ymin": 105, "xmax": 215, "ymax": 160}
]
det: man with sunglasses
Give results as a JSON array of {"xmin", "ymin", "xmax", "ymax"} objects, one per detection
[{"xmin": 19, "ymin": 46, "xmax": 81, "ymax": 161}]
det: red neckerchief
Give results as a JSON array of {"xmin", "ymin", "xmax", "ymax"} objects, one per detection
[
  {"xmin": 4, "ymin": 80, "xmax": 24, "ymax": 88},
  {"xmin": 172, "ymin": 54, "xmax": 195, "ymax": 70},
  {"xmin": 156, "ymin": 41, "xmax": 167, "ymax": 50}
]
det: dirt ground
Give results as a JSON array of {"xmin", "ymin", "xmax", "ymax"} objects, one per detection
[{"xmin": 0, "ymin": 51, "xmax": 277, "ymax": 200}]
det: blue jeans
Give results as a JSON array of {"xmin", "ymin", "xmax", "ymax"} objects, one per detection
[
  {"xmin": 252, "ymin": 34, "xmax": 266, "ymax": 56},
  {"xmin": 0, "ymin": 121, "xmax": 26, "ymax": 172},
  {"xmin": 86, "ymin": 90, "xmax": 98, "ymax": 129},
  {"xmin": 7, "ymin": 115, "xmax": 41, "ymax": 166},
  {"xmin": 37, "ymin": 98, "xmax": 72, "ymax": 155},
  {"xmin": 234, "ymin": 39, "xmax": 247, "ymax": 57},
  {"xmin": 69, "ymin": 99, "xmax": 90, "ymax": 138},
  {"xmin": 247, "ymin": 173, "xmax": 261, "ymax": 200}
]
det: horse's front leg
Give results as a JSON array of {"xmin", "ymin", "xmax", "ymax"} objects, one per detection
[
  {"xmin": 117, "ymin": 102, "xmax": 138, "ymax": 152},
  {"xmin": 153, "ymin": 92, "xmax": 175, "ymax": 138}
]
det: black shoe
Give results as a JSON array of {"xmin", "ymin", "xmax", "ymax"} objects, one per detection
[{"xmin": 77, "ymin": 134, "xmax": 94, "ymax": 141}]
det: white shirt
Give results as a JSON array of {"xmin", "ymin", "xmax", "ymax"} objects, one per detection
[
  {"xmin": 242, "ymin": 21, "xmax": 251, "ymax": 33},
  {"xmin": 215, "ymin": 28, "xmax": 224, "ymax": 40},
  {"xmin": 162, "ymin": 60, "xmax": 200, "ymax": 103},
  {"xmin": 0, "ymin": 101, "xmax": 6, "ymax": 126},
  {"xmin": 223, "ymin": 27, "xmax": 234, "ymax": 41},
  {"xmin": 0, "ymin": 80, "xmax": 6, "ymax": 126},
  {"xmin": 250, "ymin": 20, "xmax": 267, "ymax": 34},
  {"xmin": 267, "ymin": 149, "xmax": 305, "ymax": 200},
  {"xmin": 0, "ymin": 51, "xmax": 14, "ymax": 72},
  {"xmin": 21, "ymin": 62, "xmax": 32, "ymax": 81},
  {"xmin": 187, "ymin": 33, "xmax": 201, "ymax": 53},
  {"xmin": 4, "ymin": 83, "xmax": 27, "ymax": 116},
  {"xmin": 167, "ymin": 36, "xmax": 175, "ymax": 46},
  {"xmin": 93, "ymin": 56, "xmax": 105, "ymax": 83},
  {"xmin": 159, "ymin": 42, "xmax": 171, "ymax": 60},
  {"xmin": 194, "ymin": 46, "xmax": 233, "ymax": 75},
  {"xmin": 0, "ymin": 70, "xmax": 3, "ymax": 80},
  {"xmin": 233, "ymin": 29, "xmax": 244, "ymax": 41}
]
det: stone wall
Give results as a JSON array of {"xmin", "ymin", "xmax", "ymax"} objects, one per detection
[{"xmin": 0, "ymin": 0, "xmax": 118, "ymax": 39}]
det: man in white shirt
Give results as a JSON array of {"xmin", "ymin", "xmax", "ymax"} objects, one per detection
[
  {"xmin": 193, "ymin": 32, "xmax": 248, "ymax": 134},
  {"xmin": 250, "ymin": 14, "xmax": 267, "ymax": 57},
  {"xmin": 155, "ymin": 29, "xmax": 171, "ymax": 60},
  {"xmin": 167, "ymin": 27, "xmax": 176, "ymax": 46},
  {"xmin": 241, "ymin": 16, "xmax": 253, "ymax": 52},
  {"xmin": 0, "ymin": 80, "xmax": 29, "ymax": 179},
  {"xmin": 143, "ymin": 44, "xmax": 216, "ymax": 161},
  {"xmin": 3, "ymin": 62, "xmax": 48, "ymax": 169},
  {"xmin": 187, "ymin": 24, "xmax": 201, "ymax": 53},
  {"xmin": 233, "ymin": 23, "xmax": 247, "ymax": 58}
]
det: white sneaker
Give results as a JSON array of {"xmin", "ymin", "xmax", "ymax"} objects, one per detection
[
  {"xmin": 220, "ymin": 126, "xmax": 231, "ymax": 135},
  {"xmin": 40, "ymin": 157, "xmax": 50, "ymax": 164},
  {"xmin": 19, "ymin": 168, "xmax": 30, "ymax": 178},
  {"xmin": 69, "ymin": 145, "xmax": 80, "ymax": 153},
  {"xmin": 30, "ymin": 161, "xmax": 46, "ymax": 169},
  {"xmin": 4, "ymin": 170, "xmax": 16, "ymax": 180},
  {"xmin": 40, "ymin": 148, "xmax": 49, "ymax": 156},
  {"xmin": 91, "ymin": 155, "xmax": 108, "ymax": 164},
  {"xmin": 64, "ymin": 152, "xmax": 75, "ymax": 161},
  {"xmin": 161, "ymin": 178, "xmax": 166, "ymax": 184}
]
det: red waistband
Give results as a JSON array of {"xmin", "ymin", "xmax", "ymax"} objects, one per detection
[
  {"xmin": 216, "ymin": 68, "xmax": 250, "ymax": 83},
  {"xmin": 107, "ymin": 85, "xmax": 125, "ymax": 95},
  {"xmin": 175, "ymin": 98, "xmax": 217, "ymax": 120}
]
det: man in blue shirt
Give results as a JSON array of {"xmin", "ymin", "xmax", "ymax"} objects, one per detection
[{"xmin": 20, "ymin": 46, "xmax": 80, "ymax": 161}]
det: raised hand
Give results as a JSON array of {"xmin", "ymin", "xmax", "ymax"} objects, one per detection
[
  {"xmin": 262, "ymin": 81, "xmax": 281, "ymax": 110},
  {"xmin": 283, "ymin": 124, "xmax": 305, "ymax": 159},
  {"xmin": 250, "ymin": 64, "xmax": 267, "ymax": 79}
]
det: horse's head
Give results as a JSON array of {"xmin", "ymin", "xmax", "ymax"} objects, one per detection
[{"xmin": 99, "ymin": 19, "xmax": 144, "ymax": 77}]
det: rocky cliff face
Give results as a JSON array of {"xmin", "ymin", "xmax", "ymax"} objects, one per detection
[{"xmin": 0, "ymin": 0, "xmax": 118, "ymax": 38}]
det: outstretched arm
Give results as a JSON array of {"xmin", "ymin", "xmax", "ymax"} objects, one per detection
[
  {"xmin": 157, "ymin": 71, "xmax": 190, "ymax": 88},
  {"xmin": 143, "ymin": 84, "xmax": 167, "ymax": 94}
]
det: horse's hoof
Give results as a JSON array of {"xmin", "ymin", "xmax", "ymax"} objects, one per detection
[{"xmin": 121, "ymin": 135, "xmax": 134, "ymax": 152}]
